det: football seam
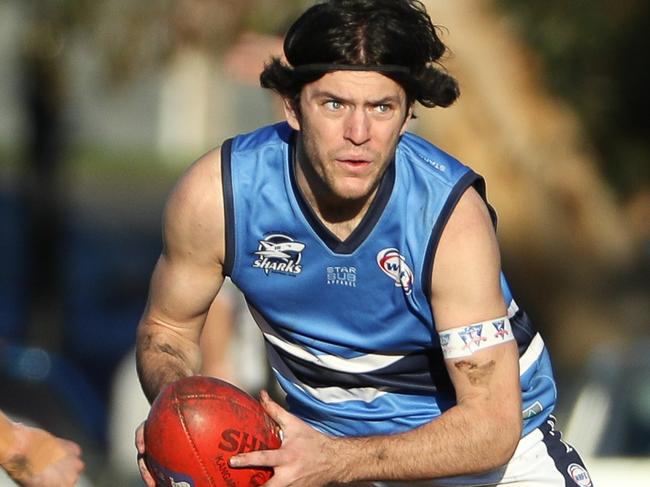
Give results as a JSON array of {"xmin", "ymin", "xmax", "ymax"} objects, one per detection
[
  {"xmin": 177, "ymin": 393, "xmax": 264, "ymax": 415},
  {"xmin": 173, "ymin": 392, "xmax": 217, "ymax": 487}
]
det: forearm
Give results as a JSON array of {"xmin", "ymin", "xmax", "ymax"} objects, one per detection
[
  {"xmin": 136, "ymin": 320, "xmax": 202, "ymax": 403},
  {"xmin": 0, "ymin": 411, "xmax": 16, "ymax": 467},
  {"xmin": 335, "ymin": 403, "xmax": 521, "ymax": 483},
  {"xmin": 0, "ymin": 412, "xmax": 81, "ymax": 484}
]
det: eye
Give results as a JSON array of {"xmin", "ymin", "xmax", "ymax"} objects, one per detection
[
  {"xmin": 324, "ymin": 100, "xmax": 343, "ymax": 110},
  {"xmin": 374, "ymin": 104, "xmax": 392, "ymax": 114}
]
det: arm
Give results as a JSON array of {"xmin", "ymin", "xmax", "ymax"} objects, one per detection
[
  {"xmin": 0, "ymin": 410, "xmax": 84, "ymax": 487},
  {"xmin": 136, "ymin": 148, "xmax": 227, "ymax": 403},
  {"xmin": 232, "ymin": 187, "xmax": 522, "ymax": 485}
]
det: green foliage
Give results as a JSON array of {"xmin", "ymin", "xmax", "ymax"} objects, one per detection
[{"xmin": 497, "ymin": 0, "xmax": 650, "ymax": 196}]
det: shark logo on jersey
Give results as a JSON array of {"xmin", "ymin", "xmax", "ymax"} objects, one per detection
[
  {"xmin": 253, "ymin": 234, "xmax": 305, "ymax": 275},
  {"xmin": 377, "ymin": 248, "xmax": 414, "ymax": 294}
]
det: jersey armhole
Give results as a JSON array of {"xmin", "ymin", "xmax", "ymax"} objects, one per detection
[
  {"xmin": 221, "ymin": 138, "xmax": 235, "ymax": 277},
  {"xmin": 422, "ymin": 170, "xmax": 494, "ymax": 300}
]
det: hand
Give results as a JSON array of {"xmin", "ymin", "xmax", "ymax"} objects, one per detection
[
  {"xmin": 2, "ymin": 423, "xmax": 84, "ymax": 487},
  {"xmin": 135, "ymin": 421, "xmax": 156, "ymax": 487},
  {"xmin": 229, "ymin": 390, "xmax": 344, "ymax": 487}
]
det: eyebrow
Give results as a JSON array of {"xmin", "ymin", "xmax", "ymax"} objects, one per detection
[{"xmin": 311, "ymin": 90, "xmax": 402, "ymax": 106}]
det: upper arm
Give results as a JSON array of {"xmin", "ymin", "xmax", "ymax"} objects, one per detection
[
  {"xmin": 430, "ymin": 187, "xmax": 521, "ymax": 423},
  {"xmin": 430, "ymin": 186, "xmax": 505, "ymax": 329},
  {"xmin": 141, "ymin": 148, "xmax": 226, "ymax": 343}
]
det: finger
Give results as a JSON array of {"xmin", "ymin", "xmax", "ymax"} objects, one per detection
[
  {"xmin": 259, "ymin": 390, "xmax": 290, "ymax": 429},
  {"xmin": 135, "ymin": 421, "xmax": 146, "ymax": 453},
  {"xmin": 138, "ymin": 455, "xmax": 156, "ymax": 487},
  {"xmin": 229, "ymin": 448, "xmax": 280, "ymax": 469},
  {"xmin": 60, "ymin": 439, "xmax": 82, "ymax": 456},
  {"xmin": 58, "ymin": 449, "xmax": 85, "ymax": 475}
]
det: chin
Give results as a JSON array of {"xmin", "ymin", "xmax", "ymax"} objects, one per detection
[{"xmin": 334, "ymin": 187, "xmax": 375, "ymax": 203}]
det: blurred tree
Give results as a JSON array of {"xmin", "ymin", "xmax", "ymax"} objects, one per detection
[
  {"xmin": 421, "ymin": 0, "xmax": 648, "ymax": 375},
  {"xmin": 497, "ymin": 0, "xmax": 650, "ymax": 198}
]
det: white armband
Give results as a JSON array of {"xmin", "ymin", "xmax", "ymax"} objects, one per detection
[{"xmin": 439, "ymin": 317, "xmax": 514, "ymax": 359}]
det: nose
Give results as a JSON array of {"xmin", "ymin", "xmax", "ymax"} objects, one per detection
[{"xmin": 344, "ymin": 108, "xmax": 371, "ymax": 145}]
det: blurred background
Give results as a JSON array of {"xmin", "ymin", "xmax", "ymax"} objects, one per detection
[{"xmin": 0, "ymin": 0, "xmax": 648, "ymax": 485}]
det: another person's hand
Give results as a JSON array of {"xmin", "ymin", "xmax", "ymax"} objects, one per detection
[
  {"xmin": 229, "ymin": 390, "xmax": 343, "ymax": 487},
  {"xmin": 1, "ymin": 422, "xmax": 84, "ymax": 487},
  {"xmin": 135, "ymin": 421, "xmax": 156, "ymax": 487}
]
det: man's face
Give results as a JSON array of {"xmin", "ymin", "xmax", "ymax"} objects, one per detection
[{"xmin": 284, "ymin": 71, "xmax": 411, "ymax": 206}]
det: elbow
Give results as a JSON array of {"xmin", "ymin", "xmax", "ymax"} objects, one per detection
[{"xmin": 487, "ymin": 414, "xmax": 522, "ymax": 469}]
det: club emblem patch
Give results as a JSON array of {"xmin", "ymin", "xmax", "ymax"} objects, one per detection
[
  {"xmin": 253, "ymin": 234, "xmax": 305, "ymax": 276},
  {"xmin": 567, "ymin": 463, "xmax": 592, "ymax": 487},
  {"xmin": 377, "ymin": 248, "xmax": 414, "ymax": 294}
]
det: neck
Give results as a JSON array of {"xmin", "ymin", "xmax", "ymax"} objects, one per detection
[{"xmin": 294, "ymin": 142, "xmax": 379, "ymax": 241}]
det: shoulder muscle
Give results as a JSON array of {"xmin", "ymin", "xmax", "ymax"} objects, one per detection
[
  {"xmin": 163, "ymin": 147, "xmax": 225, "ymax": 268},
  {"xmin": 430, "ymin": 186, "xmax": 506, "ymax": 331}
]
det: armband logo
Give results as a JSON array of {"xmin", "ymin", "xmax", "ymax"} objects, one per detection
[
  {"xmin": 492, "ymin": 319, "xmax": 510, "ymax": 339},
  {"xmin": 459, "ymin": 324, "xmax": 487, "ymax": 351},
  {"xmin": 376, "ymin": 248, "xmax": 414, "ymax": 294}
]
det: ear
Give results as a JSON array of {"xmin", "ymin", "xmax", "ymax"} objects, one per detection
[
  {"xmin": 282, "ymin": 97, "xmax": 301, "ymax": 131},
  {"xmin": 399, "ymin": 105, "xmax": 414, "ymax": 135}
]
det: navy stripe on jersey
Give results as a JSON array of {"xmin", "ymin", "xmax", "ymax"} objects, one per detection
[
  {"xmin": 269, "ymin": 342, "xmax": 454, "ymax": 395},
  {"xmin": 540, "ymin": 416, "xmax": 593, "ymax": 487},
  {"xmin": 288, "ymin": 141, "xmax": 397, "ymax": 255},
  {"xmin": 473, "ymin": 175, "xmax": 499, "ymax": 228},
  {"xmin": 221, "ymin": 138, "xmax": 235, "ymax": 276},
  {"xmin": 511, "ymin": 306, "xmax": 537, "ymax": 355}
]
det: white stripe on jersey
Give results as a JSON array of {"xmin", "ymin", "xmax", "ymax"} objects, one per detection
[
  {"xmin": 263, "ymin": 333, "xmax": 405, "ymax": 373},
  {"xmin": 519, "ymin": 333, "xmax": 544, "ymax": 376},
  {"xmin": 249, "ymin": 304, "xmax": 407, "ymax": 373}
]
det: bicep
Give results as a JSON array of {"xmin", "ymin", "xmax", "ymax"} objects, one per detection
[
  {"xmin": 140, "ymin": 149, "xmax": 226, "ymax": 342},
  {"xmin": 143, "ymin": 251, "xmax": 224, "ymax": 342}
]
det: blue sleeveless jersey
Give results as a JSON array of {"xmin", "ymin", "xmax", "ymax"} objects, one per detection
[{"xmin": 222, "ymin": 122, "xmax": 556, "ymax": 437}]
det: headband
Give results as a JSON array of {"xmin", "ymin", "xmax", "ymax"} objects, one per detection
[{"xmin": 293, "ymin": 63, "xmax": 411, "ymax": 75}]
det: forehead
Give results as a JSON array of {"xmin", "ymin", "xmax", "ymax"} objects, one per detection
[{"xmin": 302, "ymin": 71, "xmax": 406, "ymax": 101}]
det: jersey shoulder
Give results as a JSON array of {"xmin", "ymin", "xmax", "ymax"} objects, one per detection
[{"xmin": 398, "ymin": 131, "xmax": 473, "ymax": 186}]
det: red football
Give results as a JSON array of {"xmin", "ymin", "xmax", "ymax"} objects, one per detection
[{"xmin": 144, "ymin": 376, "xmax": 282, "ymax": 487}]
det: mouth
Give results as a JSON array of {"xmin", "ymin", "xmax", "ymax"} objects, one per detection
[
  {"xmin": 336, "ymin": 156, "xmax": 371, "ymax": 165},
  {"xmin": 338, "ymin": 159, "xmax": 370, "ymax": 164},
  {"xmin": 335, "ymin": 159, "xmax": 372, "ymax": 175}
]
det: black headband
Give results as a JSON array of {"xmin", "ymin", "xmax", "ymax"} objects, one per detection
[{"xmin": 293, "ymin": 63, "xmax": 411, "ymax": 75}]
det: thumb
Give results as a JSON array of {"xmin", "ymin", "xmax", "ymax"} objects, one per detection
[{"xmin": 135, "ymin": 421, "xmax": 146, "ymax": 454}]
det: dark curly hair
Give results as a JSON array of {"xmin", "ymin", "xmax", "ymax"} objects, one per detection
[{"xmin": 260, "ymin": 0, "xmax": 459, "ymax": 108}]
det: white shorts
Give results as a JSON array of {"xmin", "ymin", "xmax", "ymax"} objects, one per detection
[{"xmin": 363, "ymin": 416, "xmax": 593, "ymax": 487}]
